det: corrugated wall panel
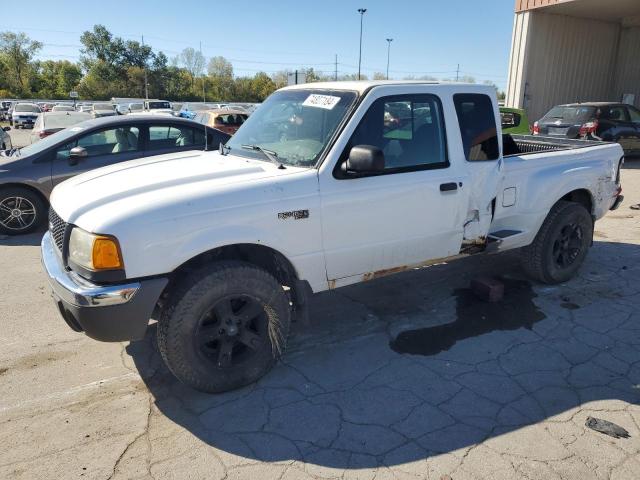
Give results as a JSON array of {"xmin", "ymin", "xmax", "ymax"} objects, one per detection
[
  {"xmin": 613, "ymin": 26, "xmax": 640, "ymax": 107},
  {"xmin": 515, "ymin": 0, "xmax": 575, "ymax": 13},
  {"xmin": 524, "ymin": 12, "xmax": 620, "ymax": 121},
  {"xmin": 506, "ymin": 12, "xmax": 532, "ymax": 108}
]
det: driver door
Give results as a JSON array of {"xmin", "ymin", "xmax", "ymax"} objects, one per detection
[
  {"xmin": 319, "ymin": 89, "xmax": 470, "ymax": 285},
  {"xmin": 52, "ymin": 126, "xmax": 142, "ymax": 187}
]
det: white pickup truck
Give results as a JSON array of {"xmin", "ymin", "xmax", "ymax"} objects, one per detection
[{"xmin": 42, "ymin": 81, "xmax": 624, "ymax": 393}]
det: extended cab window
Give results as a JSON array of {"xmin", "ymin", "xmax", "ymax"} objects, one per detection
[
  {"xmin": 454, "ymin": 94, "xmax": 499, "ymax": 161},
  {"xmin": 148, "ymin": 125, "xmax": 205, "ymax": 150},
  {"xmin": 348, "ymin": 94, "xmax": 448, "ymax": 171}
]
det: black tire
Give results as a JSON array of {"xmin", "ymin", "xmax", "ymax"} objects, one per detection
[
  {"xmin": 158, "ymin": 261, "xmax": 291, "ymax": 393},
  {"xmin": 0, "ymin": 186, "xmax": 47, "ymax": 235},
  {"xmin": 521, "ymin": 201, "xmax": 593, "ymax": 284}
]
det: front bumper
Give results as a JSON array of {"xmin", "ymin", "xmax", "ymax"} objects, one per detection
[{"xmin": 41, "ymin": 232, "xmax": 168, "ymax": 341}]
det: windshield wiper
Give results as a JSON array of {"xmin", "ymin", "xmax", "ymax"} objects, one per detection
[{"xmin": 241, "ymin": 144, "xmax": 285, "ymax": 169}]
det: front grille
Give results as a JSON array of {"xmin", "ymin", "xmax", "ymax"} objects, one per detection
[{"xmin": 48, "ymin": 208, "xmax": 67, "ymax": 251}]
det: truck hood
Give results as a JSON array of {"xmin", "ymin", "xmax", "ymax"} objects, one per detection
[{"xmin": 50, "ymin": 150, "xmax": 306, "ymax": 226}]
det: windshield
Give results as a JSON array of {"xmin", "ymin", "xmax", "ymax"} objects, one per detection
[
  {"xmin": 215, "ymin": 113, "xmax": 247, "ymax": 126},
  {"xmin": 226, "ymin": 89, "xmax": 357, "ymax": 167},
  {"xmin": 543, "ymin": 106, "xmax": 595, "ymax": 123},
  {"xmin": 15, "ymin": 104, "xmax": 40, "ymax": 113},
  {"xmin": 44, "ymin": 113, "xmax": 91, "ymax": 129},
  {"xmin": 148, "ymin": 101, "xmax": 170, "ymax": 109}
]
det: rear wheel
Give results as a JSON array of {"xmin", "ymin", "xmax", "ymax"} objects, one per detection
[
  {"xmin": 521, "ymin": 201, "xmax": 593, "ymax": 284},
  {"xmin": 158, "ymin": 261, "xmax": 291, "ymax": 393},
  {"xmin": 0, "ymin": 187, "xmax": 47, "ymax": 235}
]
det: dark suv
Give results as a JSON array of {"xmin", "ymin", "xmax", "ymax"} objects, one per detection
[{"xmin": 533, "ymin": 102, "xmax": 640, "ymax": 156}]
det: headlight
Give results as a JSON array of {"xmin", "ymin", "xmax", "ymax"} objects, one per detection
[{"xmin": 69, "ymin": 227, "xmax": 123, "ymax": 270}]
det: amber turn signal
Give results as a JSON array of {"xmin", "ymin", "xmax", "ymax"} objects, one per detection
[{"xmin": 92, "ymin": 237, "xmax": 123, "ymax": 270}]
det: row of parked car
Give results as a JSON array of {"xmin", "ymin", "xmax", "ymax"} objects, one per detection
[{"xmin": 500, "ymin": 102, "xmax": 640, "ymax": 156}]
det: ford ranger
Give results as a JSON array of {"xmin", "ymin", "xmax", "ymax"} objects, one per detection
[{"xmin": 41, "ymin": 82, "xmax": 624, "ymax": 393}]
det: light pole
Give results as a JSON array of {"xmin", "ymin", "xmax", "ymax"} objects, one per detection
[
  {"xmin": 386, "ymin": 38, "xmax": 393, "ymax": 80},
  {"xmin": 357, "ymin": 8, "xmax": 367, "ymax": 80}
]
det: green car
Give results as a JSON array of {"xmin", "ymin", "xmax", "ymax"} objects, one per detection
[{"xmin": 500, "ymin": 107, "xmax": 531, "ymax": 135}]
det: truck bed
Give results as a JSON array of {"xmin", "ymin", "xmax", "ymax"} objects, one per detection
[{"xmin": 503, "ymin": 134, "xmax": 611, "ymax": 157}]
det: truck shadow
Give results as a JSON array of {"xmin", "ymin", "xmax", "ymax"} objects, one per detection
[{"xmin": 127, "ymin": 241, "xmax": 640, "ymax": 468}]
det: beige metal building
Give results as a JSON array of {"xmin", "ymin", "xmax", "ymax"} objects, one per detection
[{"xmin": 505, "ymin": 0, "xmax": 640, "ymax": 122}]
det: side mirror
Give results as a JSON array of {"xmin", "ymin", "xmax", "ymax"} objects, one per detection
[
  {"xmin": 68, "ymin": 146, "xmax": 88, "ymax": 165},
  {"xmin": 345, "ymin": 145, "xmax": 385, "ymax": 174},
  {"xmin": 2, "ymin": 126, "xmax": 10, "ymax": 132}
]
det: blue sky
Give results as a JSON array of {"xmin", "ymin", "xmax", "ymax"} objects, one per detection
[{"xmin": 1, "ymin": 0, "xmax": 516, "ymax": 89}]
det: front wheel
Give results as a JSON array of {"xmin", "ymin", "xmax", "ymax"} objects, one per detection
[
  {"xmin": 521, "ymin": 201, "xmax": 593, "ymax": 284},
  {"xmin": 157, "ymin": 261, "xmax": 292, "ymax": 393},
  {"xmin": 0, "ymin": 187, "xmax": 47, "ymax": 235}
]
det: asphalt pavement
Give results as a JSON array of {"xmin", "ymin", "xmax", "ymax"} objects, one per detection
[{"xmin": 0, "ymin": 129, "xmax": 639, "ymax": 479}]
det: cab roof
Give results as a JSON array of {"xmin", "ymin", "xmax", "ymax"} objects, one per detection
[{"xmin": 281, "ymin": 80, "xmax": 481, "ymax": 94}]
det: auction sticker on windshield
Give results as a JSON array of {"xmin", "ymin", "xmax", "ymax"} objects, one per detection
[{"xmin": 303, "ymin": 94, "xmax": 341, "ymax": 110}]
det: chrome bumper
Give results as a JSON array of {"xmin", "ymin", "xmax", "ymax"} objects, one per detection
[{"xmin": 41, "ymin": 231, "xmax": 140, "ymax": 307}]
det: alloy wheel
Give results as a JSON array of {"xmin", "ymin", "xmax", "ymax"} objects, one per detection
[
  {"xmin": 0, "ymin": 196, "xmax": 37, "ymax": 231},
  {"xmin": 196, "ymin": 295, "xmax": 268, "ymax": 368},
  {"xmin": 552, "ymin": 223, "xmax": 583, "ymax": 269}
]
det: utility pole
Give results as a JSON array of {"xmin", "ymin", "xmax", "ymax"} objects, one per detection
[
  {"xmin": 456, "ymin": 64, "xmax": 460, "ymax": 82},
  {"xmin": 142, "ymin": 35, "xmax": 149, "ymax": 100},
  {"xmin": 385, "ymin": 38, "xmax": 393, "ymax": 80},
  {"xmin": 200, "ymin": 41, "xmax": 206, "ymax": 102},
  {"xmin": 357, "ymin": 8, "xmax": 367, "ymax": 80},
  {"xmin": 334, "ymin": 54, "xmax": 338, "ymax": 81}
]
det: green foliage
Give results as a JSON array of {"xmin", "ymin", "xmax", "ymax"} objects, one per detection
[{"xmin": 0, "ymin": 31, "xmax": 43, "ymax": 96}]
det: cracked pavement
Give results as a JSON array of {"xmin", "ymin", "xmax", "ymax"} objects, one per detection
[{"xmin": 1, "ymin": 167, "xmax": 639, "ymax": 479}]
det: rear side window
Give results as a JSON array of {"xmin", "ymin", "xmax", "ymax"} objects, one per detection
[
  {"xmin": 148, "ymin": 125, "xmax": 205, "ymax": 149},
  {"xmin": 454, "ymin": 94, "xmax": 499, "ymax": 161}
]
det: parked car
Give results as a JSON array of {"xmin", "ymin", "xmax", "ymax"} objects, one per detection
[
  {"xmin": 171, "ymin": 102, "xmax": 183, "ymax": 115},
  {"xmin": 193, "ymin": 109, "xmax": 248, "ymax": 135},
  {"xmin": 6, "ymin": 105, "xmax": 14, "ymax": 124},
  {"xmin": 91, "ymin": 103, "xmax": 117, "ymax": 118},
  {"xmin": 51, "ymin": 105, "xmax": 75, "ymax": 112},
  {"xmin": 129, "ymin": 100, "xmax": 174, "ymax": 116},
  {"xmin": 178, "ymin": 102, "xmax": 213, "ymax": 119},
  {"xmin": 127, "ymin": 102, "xmax": 144, "ymax": 114},
  {"xmin": 29, "ymin": 112, "xmax": 91, "ymax": 143},
  {"xmin": 500, "ymin": 107, "xmax": 530, "ymax": 134},
  {"xmin": 0, "ymin": 101, "xmax": 12, "ymax": 121},
  {"xmin": 11, "ymin": 103, "xmax": 41, "ymax": 129},
  {"xmin": 0, "ymin": 115, "xmax": 231, "ymax": 234},
  {"xmin": 0, "ymin": 125, "xmax": 12, "ymax": 151},
  {"xmin": 533, "ymin": 102, "xmax": 640, "ymax": 156},
  {"xmin": 114, "ymin": 104, "xmax": 129, "ymax": 115},
  {"xmin": 40, "ymin": 81, "xmax": 624, "ymax": 393},
  {"xmin": 78, "ymin": 105, "xmax": 93, "ymax": 113}
]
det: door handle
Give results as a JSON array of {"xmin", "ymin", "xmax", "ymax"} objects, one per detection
[{"xmin": 440, "ymin": 182, "xmax": 458, "ymax": 192}]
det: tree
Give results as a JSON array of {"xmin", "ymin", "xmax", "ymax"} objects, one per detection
[
  {"xmin": 0, "ymin": 31, "xmax": 42, "ymax": 94},
  {"xmin": 79, "ymin": 25, "xmax": 124, "ymax": 70},
  {"xmin": 373, "ymin": 72, "xmax": 386, "ymax": 80},
  {"xmin": 207, "ymin": 56, "xmax": 233, "ymax": 78},
  {"xmin": 180, "ymin": 47, "xmax": 205, "ymax": 88}
]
